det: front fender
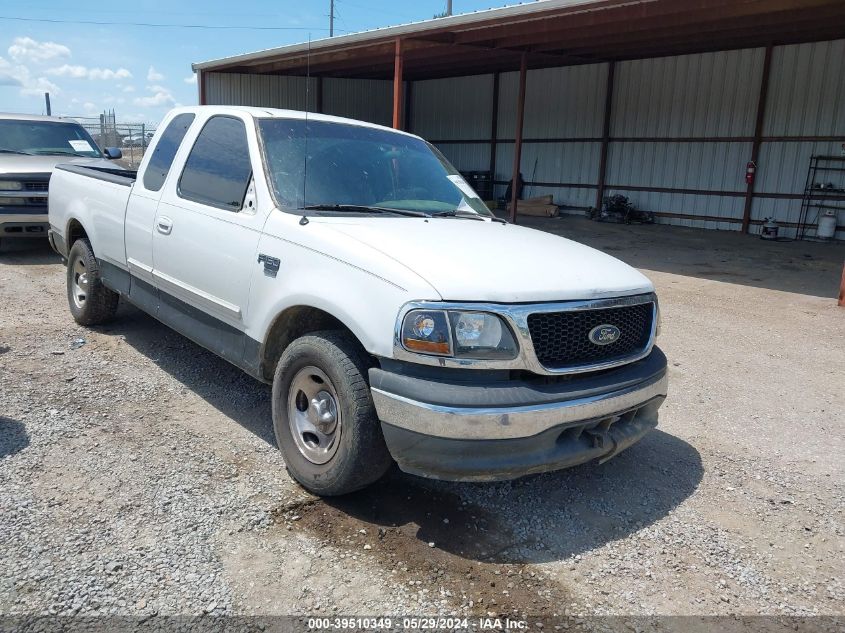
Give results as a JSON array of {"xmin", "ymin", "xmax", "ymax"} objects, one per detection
[{"xmin": 245, "ymin": 233, "xmax": 439, "ymax": 359}]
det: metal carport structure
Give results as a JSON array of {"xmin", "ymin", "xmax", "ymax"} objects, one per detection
[{"xmin": 193, "ymin": 0, "xmax": 845, "ymax": 239}]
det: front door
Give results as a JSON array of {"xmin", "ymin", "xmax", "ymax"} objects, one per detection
[
  {"xmin": 151, "ymin": 114, "xmax": 265, "ymax": 366},
  {"xmin": 125, "ymin": 111, "xmax": 197, "ymax": 311}
]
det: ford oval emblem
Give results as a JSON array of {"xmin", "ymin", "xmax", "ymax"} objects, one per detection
[{"xmin": 588, "ymin": 324, "xmax": 621, "ymax": 346}]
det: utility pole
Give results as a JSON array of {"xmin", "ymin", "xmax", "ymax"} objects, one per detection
[
  {"xmin": 446, "ymin": 0, "xmax": 452, "ymax": 16},
  {"xmin": 44, "ymin": 92, "xmax": 51, "ymax": 116},
  {"xmin": 329, "ymin": 0, "xmax": 334, "ymax": 36}
]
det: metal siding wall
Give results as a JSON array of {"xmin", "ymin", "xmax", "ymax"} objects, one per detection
[
  {"xmin": 494, "ymin": 64, "xmax": 607, "ymax": 210},
  {"xmin": 322, "ymin": 78, "xmax": 392, "ymax": 127},
  {"xmin": 607, "ymin": 49, "xmax": 765, "ymax": 229},
  {"xmin": 437, "ymin": 144, "xmax": 491, "ymax": 173},
  {"xmin": 751, "ymin": 39, "xmax": 845, "ymax": 238},
  {"xmin": 498, "ymin": 64, "xmax": 607, "ymax": 138},
  {"xmin": 612, "ymin": 49, "xmax": 763, "ymax": 137},
  {"xmin": 205, "ymin": 72, "xmax": 316, "ymax": 110},
  {"xmin": 607, "ymin": 142, "xmax": 751, "ymax": 191},
  {"xmin": 412, "ymin": 75, "xmax": 493, "ymax": 140},
  {"xmin": 765, "ymin": 39, "xmax": 845, "ymax": 137}
]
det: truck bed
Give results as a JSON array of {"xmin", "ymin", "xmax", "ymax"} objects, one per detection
[
  {"xmin": 55, "ymin": 163, "xmax": 137, "ymax": 186},
  {"xmin": 48, "ymin": 162, "xmax": 137, "ymax": 265}
]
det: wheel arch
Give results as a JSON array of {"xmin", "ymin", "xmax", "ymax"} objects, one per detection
[
  {"xmin": 65, "ymin": 217, "xmax": 90, "ymax": 249},
  {"xmin": 258, "ymin": 305, "xmax": 373, "ymax": 382}
]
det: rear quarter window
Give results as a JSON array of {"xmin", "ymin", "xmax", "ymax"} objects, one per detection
[{"xmin": 143, "ymin": 113, "xmax": 195, "ymax": 192}]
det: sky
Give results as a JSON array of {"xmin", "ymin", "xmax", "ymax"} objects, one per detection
[{"xmin": 0, "ymin": 0, "xmax": 522, "ymax": 126}]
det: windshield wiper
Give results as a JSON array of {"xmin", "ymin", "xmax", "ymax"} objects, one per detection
[
  {"xmin": 31, "ymin": 150, "xmax": 85, "ymax": 156},
  {"xmin": 303, "ymin": 204, "xmax": 430, "ymax": 218},
  {"xmin": 432, "ymin": 209, "xmax": 508, "ymax": 224},
  {"xmin": 0, "ymin": 149, "xmax": 34, "ymax": 155}
]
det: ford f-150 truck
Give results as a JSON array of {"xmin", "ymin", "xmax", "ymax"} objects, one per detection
[
  {"xmin": 0, "ymin": 113, "xmax": 122, "ymax": 251},
  {"xmin": 48, "ymin": 106, "xmax": 667, "ymax": 496}
]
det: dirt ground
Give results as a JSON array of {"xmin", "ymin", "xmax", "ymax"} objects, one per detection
[{"xmin": 1, "ymin": 218, "xmax": 843, "ymax": 628}]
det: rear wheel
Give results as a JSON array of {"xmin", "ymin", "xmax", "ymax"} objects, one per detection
[
  {"xmin": 272, "ymin": 331, "xmax": 392, "ymax": 496},
  {"xmin": 66, "ymin": 238, "xmax": 119, "ymax": 325}
]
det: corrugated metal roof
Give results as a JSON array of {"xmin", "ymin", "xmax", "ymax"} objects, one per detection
[{"xmin": 193, "ymin": 0, "xmax": 845, "ymax": 81}]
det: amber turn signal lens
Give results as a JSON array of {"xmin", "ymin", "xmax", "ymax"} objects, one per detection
[{"xmin": 403, "ymin": 338, "xmax": 451, "ymax": 355}]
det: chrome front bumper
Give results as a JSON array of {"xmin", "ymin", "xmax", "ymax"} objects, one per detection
[
  {"xmin": 370, "ymin": 348, "xmax": 668, "ymax": 481},
  {"xmin": 372, "ymin": 373, "xmax": 667, "ymax": 441}
]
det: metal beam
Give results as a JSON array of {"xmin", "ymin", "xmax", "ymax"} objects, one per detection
[
  {"xmin": 198, "ymin": 70, "xmax": 206, "ymax": 105},
  {"xmin": 742, "ymin": 44, "xmax": 773, "ymax": 234},
  {"xmin": 509, "ymin": 51, "xmax": 528, "ymax": 224},
  {"xmin": 595, "ymin": 61, "xmax": 615, "ymax": 211},
  {"xmin": 393, "ymin": 38, "xmax": 404, "ymax": 130},
  {"xmin": 839, "ymin": 262, "xmax": 845, "ymax": 307},
  {"xmin": 489, "ymin": 72, "xmax": 500, "ymax": 188}
]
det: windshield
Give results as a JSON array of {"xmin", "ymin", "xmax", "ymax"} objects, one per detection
[
  {"xmin": 257, "ymin": 118, "xmax": 492, "ymax": 217},
  {"xmin": 0, "ymin": 120, "xmax": 102, "ymax": 158}
]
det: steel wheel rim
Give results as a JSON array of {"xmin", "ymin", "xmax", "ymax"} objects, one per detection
[
  {"xmin": 71, "ymin": 256, "xmax": 89, "ymax": 309},
  {"xmin": 287, "ymin": 366, "xmax": 342, "ymax": 465}
]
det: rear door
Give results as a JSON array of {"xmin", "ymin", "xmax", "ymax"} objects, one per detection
[
  {"xmin": 150, "ymin": 112, "xmax": 267, "ymax": 366},
  {"xmin": 124, "ymin": 111, "xmax": 195, "ymax": 309}
]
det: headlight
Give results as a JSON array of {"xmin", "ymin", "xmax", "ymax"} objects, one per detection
[
  {"xmin": 400, "ymin": 310, "xmax": 452, "ymax": 356},
  {"xmin": 0, "ymin": 180, "xmax": 22, "ymax": 191},
  {"xmin": 400, "ymin": 309, "xmax": 518, "ymax": 360}
]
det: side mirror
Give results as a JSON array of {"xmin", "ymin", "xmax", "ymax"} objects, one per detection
[{"xmin": 103, "ymin": 147, "xmax": 122, "ymax": 159}]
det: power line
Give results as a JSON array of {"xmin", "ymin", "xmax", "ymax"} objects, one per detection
[{"xmin": 0, "ymin": 15, "xmax": 332, "ymax": 31}]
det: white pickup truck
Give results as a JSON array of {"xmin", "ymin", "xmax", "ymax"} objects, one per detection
[{"xmin": 48, "ymin": 106, "xmax": 667, "ymax": 496}]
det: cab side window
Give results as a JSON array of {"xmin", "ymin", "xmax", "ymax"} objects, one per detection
[
  {"xmin": 143, "ymin": 113, "xmax": 195, "ymax": 192},
  {"xmin": 178, "ymin": 116, "xmax": 252, "ymax": 212}
]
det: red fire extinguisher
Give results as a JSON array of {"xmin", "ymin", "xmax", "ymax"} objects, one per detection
[{"xmin": 745, "ymin": 161, "xmax": 756, "ymax": 186}]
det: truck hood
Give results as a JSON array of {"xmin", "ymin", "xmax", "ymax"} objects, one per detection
[
  {"xmin": 316, "ymin": 217, "xmax": 654, "ymax": 302},
  {"xmin": 0, "ymin": 154, "xmax": 114, "ymax": 175}
]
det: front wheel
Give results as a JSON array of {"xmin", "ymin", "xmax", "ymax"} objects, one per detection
[
  {"xmin": 66, "ymin": 238, "xmax": 119, "ymax": 325},
  {"xmin": 272, "ymin": 331, "xmax": 392, "ymax": 496}
]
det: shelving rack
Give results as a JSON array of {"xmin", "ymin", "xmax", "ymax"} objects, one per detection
[{"xmin": 796, "ymin": 155, "xmax": 845, "ymax": 240}]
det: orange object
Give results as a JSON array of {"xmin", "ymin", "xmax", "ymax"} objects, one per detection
[{"xmin": 404, "ymin": 338, "xmax": 450, "ymax": 355}]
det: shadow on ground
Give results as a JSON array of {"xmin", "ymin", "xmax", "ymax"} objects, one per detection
[
  {"xmin": 102, "ymin": 303, "xmax": 274, "ymax": 444},
  {"xmin": 315, "ymin": 428, "xmax": 701, "ymax": 564},
  {"xmin": 105, "ymin": 303, "xmax": 700, "ymax": 566},
  {"xmin": 0, "ymin": 240, "xmax": 61, "ymax": 266},
  {"xmin": 0, "ymin": 417, "xmax": 30, "ymax": 459}
]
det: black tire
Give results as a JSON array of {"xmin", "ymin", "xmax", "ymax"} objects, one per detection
[
  {"xmin": 66, "ymin": 238, "xmax": 119, "ymax": 326},
  {"xmin": 272, "ymin": 331, "xmax": 392, "ymax": 496}
]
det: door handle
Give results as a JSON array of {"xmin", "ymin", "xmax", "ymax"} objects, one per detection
[{"xmin": 156, "ymin": 216, "xmax": 173, "ymax": 235}]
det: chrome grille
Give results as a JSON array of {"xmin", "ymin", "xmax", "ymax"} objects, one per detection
[
  {"xmin": 527, "ymin": 302, "xmax": 654, "ymax": 370},
  {"xmin": 24, "ymin": 181, "xmax": 49, "ymax": 192}
]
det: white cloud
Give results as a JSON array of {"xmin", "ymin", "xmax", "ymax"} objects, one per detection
[
  {"xmin": 146, "ymin": 66, "xmax": 164, "ymax": 82},
  {"xmin": 122, "ymin": 85, "xmax": 135, "ymax": 93},
  {"xmin": 47, "ymin": 64, "xmax": 132, "ymax": 80},
  {"xmin": 0, "ymin": 57, "xmax": 22, "ymax": 86},
  {"xmin": 183, "ymin": 74, "xmax": 197, "ymax": 85},
  {"xmin": 0, "ymin": 56, "xmax": 60, "ymax": 96},
  {"xmin": 134, "ymin": 84, "xmax": 175, "ymax": 107},
  {"xmin": 8, "ymin": 37, "xmax": 71, "ymax": 64},
  {"xmin": 83, "ymin": 102, "xmax": 97, "ymax": 113}
]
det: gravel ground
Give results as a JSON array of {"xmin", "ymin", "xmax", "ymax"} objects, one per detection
[{"xmin": 1, "ymin": 219, "xmax": 843, "ymax": 626}]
